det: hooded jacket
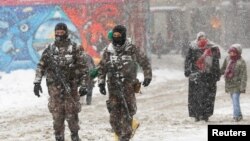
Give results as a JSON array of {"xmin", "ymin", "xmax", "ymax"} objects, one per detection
[{"xmin": 221, "ymin": 44, "xmax": 247, "ymax": 93}]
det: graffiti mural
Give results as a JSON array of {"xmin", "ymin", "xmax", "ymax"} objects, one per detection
[
  {"xmin": 0, "ymin": 1, "xmax": 124, "ymax": 72},
  {"xmin": 62, "ymin": 4, "xmax": 123, "ymax": 60}
]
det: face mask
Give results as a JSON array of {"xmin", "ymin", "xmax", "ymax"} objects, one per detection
[
  {"xmin": 55, "ymin": 34, "xmax": 68, "ymax": 42},
  {"xmin": 112, "ymin": 37, "xmax": 125, "ymax": 46},
  {"xmin": 198, "ymin": 39, "xmax": 208, "ymax": 49}
]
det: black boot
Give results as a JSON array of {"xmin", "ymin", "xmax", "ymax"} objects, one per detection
[
  {"xmin": 71, "ymin": 131, "xmax": 81, "ymax": 141},
  {"xmin": 55, "ymin": 134, "xmax": 64, "ymax": 141},
  {"xmin": 119, "ymin": 135, "xmax": 130, "ymax": 141},
  {"xmin": 119, "ymin": 138, "xmax": 130, "ymax": 141}
]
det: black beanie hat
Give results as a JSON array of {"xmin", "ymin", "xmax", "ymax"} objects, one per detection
[
  {"xmin": 112, "ymin": 25, "xmax": 126, "ymax": 39},
  {"xmin": 55, "ymin": 23, "xmax": 68, "ymax": 32}
]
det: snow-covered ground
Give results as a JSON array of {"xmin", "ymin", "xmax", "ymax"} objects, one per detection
[{"xmin": 0, "ymin": 49, "xmax": 249, "ymax": 141}]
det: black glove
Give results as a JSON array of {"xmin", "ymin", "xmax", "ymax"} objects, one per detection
[
  {"xmin": 98, "ymin": 83, "xmax": 106, "ymax": 95},
  {"xmin": 79, "ymin": 87, "xmax": 88, "ymax": 96},
  {"xmin": 34, "ymin": 83, "xmax": 42, "ymax": 97},
  {"xmin": 142, "ymin": 78, "xmax": 151, "ymax": 87}
]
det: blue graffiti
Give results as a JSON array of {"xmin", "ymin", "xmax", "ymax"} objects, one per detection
[{"xmin": 0, "ymin": 5, "xmax": 79, "ymax": 73}]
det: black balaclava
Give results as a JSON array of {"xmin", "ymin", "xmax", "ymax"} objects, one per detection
[
  {"xmin": 112, "ymin": 25, "xmax": 126, "ymax": 46},
  {"xmin": 55, "ymin": 23, "xmax": 68, "ymax": 42}
]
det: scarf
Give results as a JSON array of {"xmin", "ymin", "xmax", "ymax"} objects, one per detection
[
  {"xmin": 224, "ymin": 52, "xmax": 241, "ymax": 79},
  {"xmin": 196, "ymin": 48, "xmax": 212, "ymax": 71}
]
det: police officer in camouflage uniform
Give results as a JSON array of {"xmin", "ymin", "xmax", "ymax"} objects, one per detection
[
  {"xmin": 33, "ymin": 23, "xmax": 88, "ymax": 141},
  {"xmin": 98, "ymin": 25, "xmax": 152, "ymax": 141}
]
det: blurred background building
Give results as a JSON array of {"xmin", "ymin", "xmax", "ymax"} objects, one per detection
[{"xmin": 150, "ymin": 0, "xmax": 250, "ymax": 54}]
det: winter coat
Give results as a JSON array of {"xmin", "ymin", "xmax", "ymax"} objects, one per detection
[
  {"xmin": 221, "ymin": 56, "xmax": 247, "ymax": 93},
  {"xmin": 184, "ymin": 41, "xmax": 221, "ymax": 79},
  {"xmin": 184, "ymin": 40, "xmax": 221, "ymax": 118}
]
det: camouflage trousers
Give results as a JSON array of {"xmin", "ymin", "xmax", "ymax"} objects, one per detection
[
  {"xmin": 47, "ymin": 83, "xmax": 81, "ymax": 136},
  {"xmin": 106, "ymin": 80, "xmax": 137, "ymax": 141}
]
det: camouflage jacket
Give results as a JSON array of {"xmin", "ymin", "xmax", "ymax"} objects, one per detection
[
  {"xmin": 34, "ymin": 39, "xmax": 88, "ymax": 87},
  {"xmin": 98, "ymin": 39, "xmax": 152, "ymax": 85}
]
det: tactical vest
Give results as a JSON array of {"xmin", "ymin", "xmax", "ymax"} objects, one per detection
[
  {"xmin": 47, "ymin": 41, "xmax": 77, "ymax": 80},
  {"xmin": 105, "ymin": 42, "xmax": 138, "ymax": 80}
]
